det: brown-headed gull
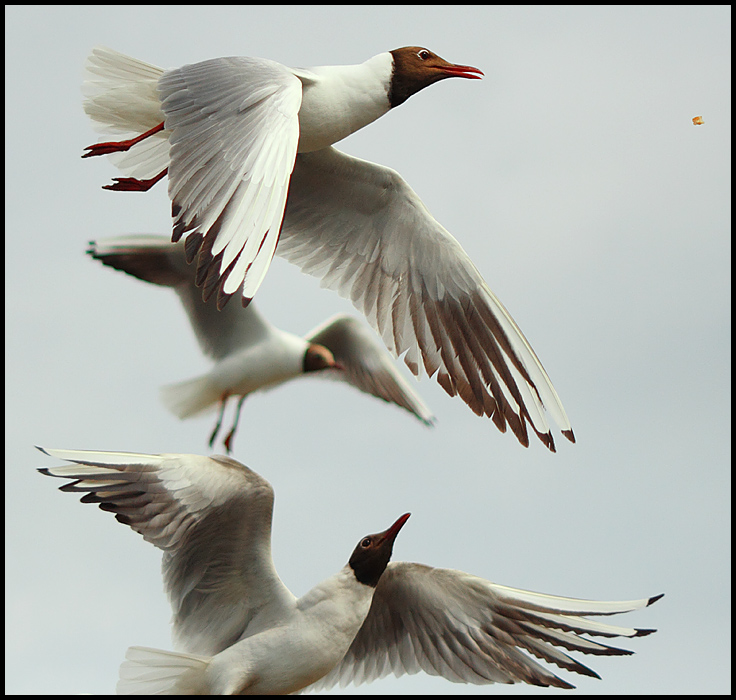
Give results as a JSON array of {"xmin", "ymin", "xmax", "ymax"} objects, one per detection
[
  {"xmin": 39, "ymin": 447, "xmax": 662, "ymax": 694},
  {"xmin": 88, "ymin": 234, "xmax": 434, "ymax": 452},
  {"xmin": 81, "ymin": 45, "xmax": 574, "ymax": 452}
]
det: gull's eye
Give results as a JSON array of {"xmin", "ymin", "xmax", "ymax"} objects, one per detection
[
  {"xmin": 361, "ymin": 538, "xmax": 372, "ymax": 548},
  {"xmin": 417, "ymin": 49, "xmax": 431, "ymax": 61}
]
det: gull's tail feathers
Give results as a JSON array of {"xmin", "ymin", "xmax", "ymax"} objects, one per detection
[
  {"xmin": 160, "ymin": 374, "xmax": 222, "ymax": 419},
  {"xmin": 83, "ymin": 46, "xmax": 169, "ymax": 179},
  {"xmin": 117, "ymin": 646, "xmax": 210, "ymax": 695}
]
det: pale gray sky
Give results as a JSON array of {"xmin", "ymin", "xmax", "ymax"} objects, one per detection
[{"xmin": 5, "ymin": 5, "xmax": 730, "ymax": 695}]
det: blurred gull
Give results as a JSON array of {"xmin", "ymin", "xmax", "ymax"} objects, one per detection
[{"xmin": 88, "ymin": 235, "xmax": 434, "ymax": 452}]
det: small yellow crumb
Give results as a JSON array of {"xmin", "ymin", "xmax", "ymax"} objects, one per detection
[{"xmin": 692, "ymin": 116, "xmax": 704, "ymax": 126}]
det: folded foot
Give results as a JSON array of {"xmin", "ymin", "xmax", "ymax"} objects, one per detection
[
  {"xmin": 82, "ymin": 122, "xmax": 165, "ymax": 158},
  {"xmin": 102, "ymin": 169, "xmax": 168, "ymax": 192},
  {"xmin": 223, "ymin": 396, "xmax": 247, "ymax": 454}
]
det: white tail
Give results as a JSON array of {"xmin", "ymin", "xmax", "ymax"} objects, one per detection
[
  {"xmin": 117, "ymin": 646, "xmax": 210, "ymax": 695},
  {"xmin": 160, "ymin": 374, "xmax": 221, "ymax": 419},
  {"xmin": 83, "ymin": 46, "xmax": 164, "ymax": 133},
  {"xmin": 83, "ymin": 46, "xmax": 169, "ymax": 179}
]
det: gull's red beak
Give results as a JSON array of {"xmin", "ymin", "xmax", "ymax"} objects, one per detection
[
  {"xmin": 441, "ymin": 64, "xmax": 484, "ymax": 80},
  {"xmin": 378, "ymin": 513, "xmax": 411, "ymax": 544}
]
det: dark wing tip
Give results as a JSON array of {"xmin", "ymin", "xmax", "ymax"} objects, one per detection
[
  {"xmin": 633, "ymin": 627, "xmax": 658, "ymax": 637},
  {"xmin": 184, "ymin": 233, "xmax": 203, "ymax": 263},
  {"xmin": 213, "ymin": 289, "xmax": 236, "ymax": 310},
  {"xmin": 115, "ymin": 512, "xmax": 133, "ymax": 526},
  {"xmin": 80, "ymin": 492, "xmax": 103, "ymax": 504},
  {"xmin": 647, "ymin": 593, "xmax": 665, "ymax": 606},
  {"xmin": 543, "ymin": 431, "xmax": 556, "ymax": 452},
  {"xmin": 562, "ymin": 428, "xmax": 576, "ymax": 444},
  {"xmin": 527, "ymin": 426, "xmax": 553, "ymax": 451},
  {"xmin": 35, "ymin": 445, "xmax": 50, "ymax": 456},
  {"xmin": 172, "ymin": 220, "xmax": 188, "ymax": 244},
  {"xmin": 572, "ymin": 665, "xmax": 602, "ymax": 681},
  {"xmin": 404, "ymin": 359, "xmax": 419, "ymax": 376}
]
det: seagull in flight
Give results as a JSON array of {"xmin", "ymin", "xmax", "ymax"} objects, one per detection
[
  {"xmin": 88, "ymin": 234, "xmax": 434, "ymax": 452},
  {"xmin": 82, "ymin": 45, "xmax": 575, "ymax": 452},
  {"xmin": 39, "ymin": 446, "xmax": 662, "ymax": 694}
]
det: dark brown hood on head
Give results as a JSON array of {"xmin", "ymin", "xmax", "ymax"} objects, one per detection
[
  {"xmin": 303, "ymin": 343, "xmax": 337, "ymax": 373},
  {"xmin": 349, "ymin": 513, "xmax": 410, "ymax": 587},
  {"xmin": 388, "ymin": 46, "xmax": 483, "ymax": 108}
]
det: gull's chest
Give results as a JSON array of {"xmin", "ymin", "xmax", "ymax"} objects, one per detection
[{"xmin": 210, "ymin": 582, "xmax": 373, "ymax": 694}]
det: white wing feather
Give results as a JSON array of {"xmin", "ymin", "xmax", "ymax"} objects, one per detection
[
  {"xmin": 158, "ymin": 57, "xmax": 302, "ymax": 303},
  {"xmin": 87, "ymin": 234, "xmax": 273, "ymax": 361},
  {"xmin": 306, "ymin": 314, "xmax": 435, "ymax": 425},
  {"xmin": 306, "ymin": 562, "xmax": 661, "ymax": 691},
  {"xmin": 38, "ymin": 447, "xmax": 294, "ymax": 656},
  {"xmin": 279, "ymin": 147, "xmax": 574, "ymax": 451}
]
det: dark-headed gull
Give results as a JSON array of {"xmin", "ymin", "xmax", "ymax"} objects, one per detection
[
  {"xmin": 88, "ymin": 234, "xmax": 434, "ymax": 452},
  {"xmin": 82, "ymin": 46, "xmax": 574, "ymax": 452},
  {"xmin": 39, "ymin": 447, "xmax": 662, "ymax": 694}
]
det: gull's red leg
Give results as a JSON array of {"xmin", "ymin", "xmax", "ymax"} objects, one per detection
[
  {"xmin": 223, "ymin": 395, "xmax": 247, "ymax": 454},
  {"xmin": 82, "ymin": 121, "xmax": 165, "ymax": 158},
  {"xmin": 208, "ymin": 395, "xmax": 229, "ymax": 449},
  {"xmin": 103, "ymin": 168, "xmax": 168, "ymax": 192}
]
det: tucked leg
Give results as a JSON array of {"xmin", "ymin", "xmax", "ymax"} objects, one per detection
[
  {"xmin": 223, "ymin": 395, "xmax": 247, "ymax": 454},
  {"xmin": 102, "ymin": 169, "xmax": 168, "ymax": 192},
  {"xmin": 208, "ymin": 395, "xmax": 229, "ymax": 449},
  {"xmin": 82, "ymin": 122, "xmax": 165, "ymax": 158}
]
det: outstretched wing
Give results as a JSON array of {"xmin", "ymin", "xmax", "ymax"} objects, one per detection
[
  {"xmin": 278, "ymin": 147, "xmax": 574, "ymax": 451},
  {"xmin": 38, "ymin": 447, "xmax": 294, "ymax": 656},
  {"xmin": 88, "ymin": 234, "xmax": 274, "ymax": 361},
  {"xmin": 308, "ymin": 561, "xmax": 662, "ymax": 690},
  {"xmin": 306, "ymin": 314, "xmax": 434, "ymax": 426}
]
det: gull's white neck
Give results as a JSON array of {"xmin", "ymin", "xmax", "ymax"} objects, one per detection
[
  {"xmin": 293, "ymin": 52, "xmax": 393, "ymax": 153},
  {"xmin": 209, "ymin": 328, "xmax": 308, "ymax": 396}
]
